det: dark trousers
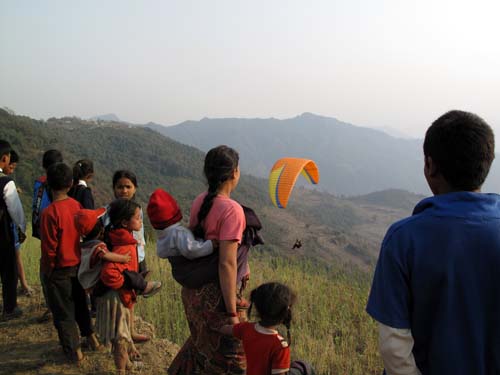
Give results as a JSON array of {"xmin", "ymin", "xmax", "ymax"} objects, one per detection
[
  {"xmin": 0, "ymin": 240, "xmax": 18, "ymax": 313},
  {"xmin": 43, "ymin": 266, "xmax": 93, "ymax": 354},
  {"xmin": 39, "ymin": 248, "xmax": 49, "ymax": 307},
  {"xmin": 39, "ymin": 257, "xmax": 50, "ymax": 307},
  {"xmin": 123, "ymin": 270, "xmax": 147, "ymax": 291}
]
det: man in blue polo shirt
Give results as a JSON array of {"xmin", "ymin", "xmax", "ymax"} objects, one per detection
[{"xmin": 367, "ymin": 110, "xmax": 500, "ymax": 375}]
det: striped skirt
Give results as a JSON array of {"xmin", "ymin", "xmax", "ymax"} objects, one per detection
[{"xmin": 95, "ymin": 290, "xmax": 132, "ymax": 347}]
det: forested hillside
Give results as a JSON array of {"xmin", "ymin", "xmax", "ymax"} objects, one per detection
[{"xmin": 0, "ymin": 109, "xmax": 419, "ymax": 269}]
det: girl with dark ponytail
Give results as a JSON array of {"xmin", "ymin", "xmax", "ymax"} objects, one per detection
[
  {"xmin": 68, "ymin": 159, "xmax": 95, "ymax": 209},
  {"xmin": 169, "ymin": 145, "xmax": 247, "ymax": 375},
  {"xmin": 219, "ymin": 282, "xmax": 316, "ymax": 375}
]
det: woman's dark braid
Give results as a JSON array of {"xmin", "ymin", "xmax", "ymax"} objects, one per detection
[
  {"xmin": 193, "ymin": 181, "xmax": 221, "ymax": 238},
  {"xmin": 193, "ymin": 145, "xmax": 239, "ymax": 239}
]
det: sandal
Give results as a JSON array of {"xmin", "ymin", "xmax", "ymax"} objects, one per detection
[{"xmin": 143, "ymin": 281, "xmax": 162, "ymax": 298}]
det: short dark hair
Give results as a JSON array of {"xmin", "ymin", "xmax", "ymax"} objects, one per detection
[
  {"xmin": 9, "ymin": 150, "xmax": 19, "ymax": 164},
  {"xmin": 42, "ymin": 149, "xmax": 63, "ymax": 170},
  {"xmin": 47, "ymin": 162, "xmax": 73, "ymax": 191},
  {"xmin": 0, "ymin": 140, "xmax": 11, "ymax": 159},
  {"xmin": 424, "ymin": 110, "xmax": 495, "ymax": 191}
]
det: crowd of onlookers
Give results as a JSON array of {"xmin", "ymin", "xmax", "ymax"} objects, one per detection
[{"xmin": 1, "ymin": 109, "xmax": 500, "ymax": 375}]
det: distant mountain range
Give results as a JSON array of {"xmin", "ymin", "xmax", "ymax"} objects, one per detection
[
  {"xmin": 145, "ymin": 113, "xmax": 500, "ymax": 196},
  {"xmin": 0, "ymin": 109, "xmax": 422, "ymax": 269}
]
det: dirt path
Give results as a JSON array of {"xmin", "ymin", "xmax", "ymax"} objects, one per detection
[{"xmin": 0, "ymin": 287, "xmax": 179, "ymax": 375}]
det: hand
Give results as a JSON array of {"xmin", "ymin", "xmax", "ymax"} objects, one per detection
[
  {"xmin": 121, "ymin": 252, "xmax": 131, "ymax": 263},
  {"xmin": 228, "ymin": 315, "xmax": 240, "ymax": 325},
  {"xmin": 18, "ymin": 231, "xmax": 27, "ymax": 244}
]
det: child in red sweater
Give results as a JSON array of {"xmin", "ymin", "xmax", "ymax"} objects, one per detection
[
  {"xmin": 97, "ymin": 198, "xmax": 161, "ymax": 374},
  {"xmin": 75, "ymin": 206, "xmax": 161, "ymax": 298},
  {"xmin": 219, "ymin": 282, "xmax": 316, "ymax": 375},
  {"xmin": 40, "ymin": 162, "xmax": 97, "ymax": 363}
]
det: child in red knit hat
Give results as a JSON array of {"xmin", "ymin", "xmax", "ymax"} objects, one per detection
[{"xmin": 147, "ymin": 188, "xmax": 216, "ymax": 259}]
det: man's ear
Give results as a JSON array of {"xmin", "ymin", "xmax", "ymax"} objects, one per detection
[
  {"xmin": 424, "ymin": 156, "xmax": 438, "ymax": 177},
  {"xmin": 0, "ymin": 154, "xmax": 9, "ymax": 165}
]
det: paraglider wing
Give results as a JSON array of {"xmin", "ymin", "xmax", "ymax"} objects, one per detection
[{"xmin": 268, "ymin": 158, "xmax": 320, "ymax": 208}]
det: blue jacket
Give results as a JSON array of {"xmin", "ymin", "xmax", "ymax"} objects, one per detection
[{"xmin": 367, "ymin": 192, "xmax": 500, "ymax": 375}]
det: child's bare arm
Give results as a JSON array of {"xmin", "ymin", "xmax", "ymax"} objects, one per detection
[
  {"xmin": 102, "ymin": 251, "xmax": 131, "ymax": 264},
  {"xmin": 218, "ymin": 324, "xmax": 234, "ymax": 336}
]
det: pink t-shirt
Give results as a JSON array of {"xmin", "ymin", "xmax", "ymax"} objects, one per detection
[{"xmin": 189, "ymin": 192, "xmax": 245, "ymax": 244}]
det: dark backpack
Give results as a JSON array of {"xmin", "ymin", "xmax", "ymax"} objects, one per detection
[
  {"xmin": 290, "ymin": 360, "xmax": 317, "ymax": 375},
  {"xmin": 32, "ymin": 178, "xmax": 52, "ymax": 239}
]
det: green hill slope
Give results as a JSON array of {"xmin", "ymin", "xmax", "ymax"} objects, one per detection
[
  {"xmin": 5, "ymin": 233, "xmax": 381, "ymax": 374},
  {"xmin": 0, "ymin": 109, "xmax": 415, "ymax": 269}
]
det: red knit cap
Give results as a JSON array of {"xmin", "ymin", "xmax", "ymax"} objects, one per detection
[
  {"xmin": 74, "ymin": 207, "xmax": 106, "ymax": 236},
  {"xmin": 147, "ymin": 188, "xmax": 183, "ymax": 230}
]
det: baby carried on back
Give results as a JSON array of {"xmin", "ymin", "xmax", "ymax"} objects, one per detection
[{"xmin": 147, "ymin": 188, "xmax": 263, "ymax": 289}]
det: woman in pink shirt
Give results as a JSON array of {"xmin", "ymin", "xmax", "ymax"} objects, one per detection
[{"xmin": 168, "ymin": 145, "xmax": 246, "ymax": 375}]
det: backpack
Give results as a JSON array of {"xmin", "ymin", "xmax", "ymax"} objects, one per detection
[
  {"xmin": 32, "ymin": 177, "xmax": 52, "ymax": 239},
  {"xmin": 290, "ymin": 361, "xmax": 317, "ymax": 375}
]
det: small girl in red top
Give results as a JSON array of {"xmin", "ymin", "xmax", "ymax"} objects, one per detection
[{"xmin": 220, "ymin": 282, "xmax": 316, "ymax": 375}]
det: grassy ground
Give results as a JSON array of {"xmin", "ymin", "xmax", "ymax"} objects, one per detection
[{"xmin": 15, "ymin": 235, "xmax": 382, "ymax": 375}]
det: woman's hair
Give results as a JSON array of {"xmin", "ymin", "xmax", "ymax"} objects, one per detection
[
  {"xmin": 193, "ymin": 145, "xmax": 239, "ymax": 238},
  {"xmin": 248, "ymin": 282, "xmax": 297, "ymax": 344},
  {"xmin": 73, "ymin": 159, "xmax": 94, "ymax": 185},
  {"xmin": 108, "ymin": 198, "xmax": 141, "ymax": 228},
  {"xmin": 112, "ymin": 170, "xmax": 138, "ymax": 189}
]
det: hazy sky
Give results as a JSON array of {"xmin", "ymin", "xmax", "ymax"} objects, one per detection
[{"xmin": 1, "ymin": 0, "xmax": 500, "ymax": 137}]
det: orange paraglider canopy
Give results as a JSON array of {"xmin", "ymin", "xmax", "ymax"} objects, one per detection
[{"xmin": 268, "ymin": 158, "xmax": 320, "ymax": 208}]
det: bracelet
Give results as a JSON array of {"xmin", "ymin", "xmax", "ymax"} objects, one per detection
[{"xmin": 226, "ymin": 312, "xmax": 238, "ymax": 317}]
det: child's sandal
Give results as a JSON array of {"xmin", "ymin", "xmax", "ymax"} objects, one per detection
[{"xmin": 143, "ymin": 281, "xmax": 162, "ymax": 298}]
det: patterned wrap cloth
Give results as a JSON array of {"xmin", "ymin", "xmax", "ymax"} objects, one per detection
[{"xmin": 168, "ymin": 282, "xmax": 247, "ymax": 374}]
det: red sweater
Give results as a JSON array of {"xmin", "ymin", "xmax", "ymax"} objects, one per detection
[
  {"xmin": 40, "ymin": 197, "xmax": 82, "ymax": 273},
  {"xmin": 100, "ymin": 228, "xmax": 139, "ymax": 308},
  {"xmin": 233, "ymin": 322, "xmax": 290, "ymax": 375}
]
